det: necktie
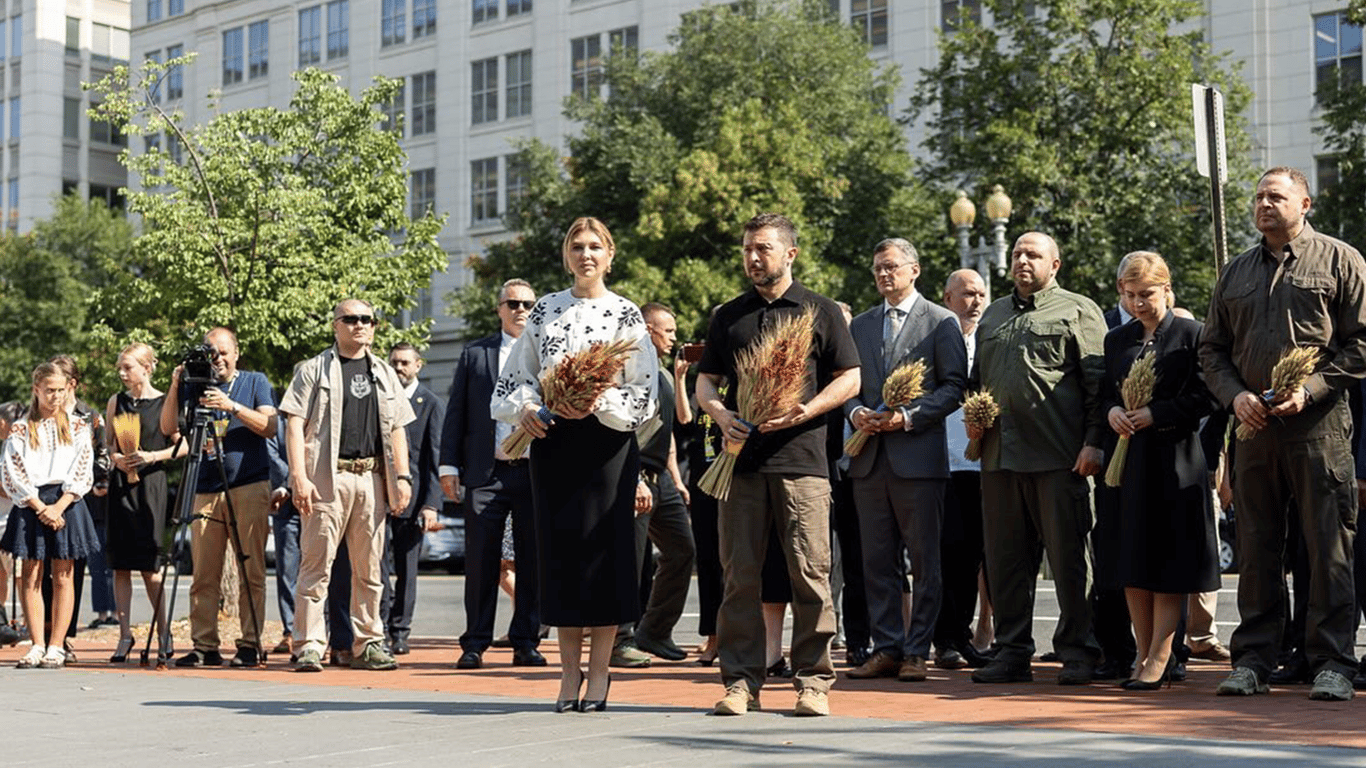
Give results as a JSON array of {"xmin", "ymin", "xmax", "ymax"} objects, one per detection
[{"xmin": 884, "ymin": 307, "xmax": 904, "ymax": 370}]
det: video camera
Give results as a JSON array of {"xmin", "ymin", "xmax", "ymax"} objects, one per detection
[{"xmin": 179, "ymin": 343, "xmax": 219, "ymax": 386}]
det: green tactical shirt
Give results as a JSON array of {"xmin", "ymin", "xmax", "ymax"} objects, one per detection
[{"xmin": 972, "ymin": 280, "xmax": 1108, "ymax": 473}]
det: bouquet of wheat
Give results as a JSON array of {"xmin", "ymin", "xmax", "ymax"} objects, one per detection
[
  {"xmin": 1103, "ymin": 352, "xmax": 1158, "ymax": 488},
  {"xmin": 962, "ymin": 390, "xmax": 1000, "ymax": 461},
  {"xmin": 1235, "ymin": 346, "xmax": 1320, "ymax": 441},
  {"xmin": 500, "ymin": 338, "xmax": 638, "ymax": 459},
  {"xmin": 698, "ymin": 306, "xmax": 816, "ymax": 501},
  {"xmin": 112, "ymin": 412, "xmax": 142, "ymax": 484},
  {"xmin": 843, "ymin": 359, "xmax": 926, "ymax": 457}
]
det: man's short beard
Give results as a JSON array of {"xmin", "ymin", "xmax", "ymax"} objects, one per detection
[{"xmin": 751, "ymin": 265, "xmax": 788, "ymax": 288}]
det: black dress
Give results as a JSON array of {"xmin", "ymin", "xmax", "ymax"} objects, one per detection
[
  {"xmin": 1101, "ymin": 313, "xmax": 1221, "ymax": 594},
  {"xmin": 106, "ymin": 393, "xmax": 172, "ymax": 572}
]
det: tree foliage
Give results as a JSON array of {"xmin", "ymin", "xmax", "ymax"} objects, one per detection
[
  {"xmin": 0, "ymin": 195, "xmax": 133, "ymax": 403},
  {"xmin": 451, "ymin": 0, "xmax": 942, "ymax": 341},
  {"xmin": 88, "ymin": 61, "xmax": 448, "ymax": 388},
  {"xmin": 1312, "ymin": 0, "xmax": 1366, "ymax": 252},
  {"xmin": 909, "ymin": 0, "xmax": 1258, "ymax": 315}
]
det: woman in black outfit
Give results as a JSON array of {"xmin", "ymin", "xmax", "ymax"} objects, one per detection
[
  {"xmin": 1102, "ymin": 252, "xmax": 1221, "ymax": 689},
  {"xmin": 105, "ymin": 343, "xmax": 181, "ymax": 663},
  {"xmin": 492, "ymin": 217, "xmax": 658, "ymax": 711}
]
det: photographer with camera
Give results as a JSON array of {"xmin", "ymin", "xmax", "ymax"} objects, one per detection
[{"xmin": 159, "ymin": 327, "xmax": 277, "ymax": 668}]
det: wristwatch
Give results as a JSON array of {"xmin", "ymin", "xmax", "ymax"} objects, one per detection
[{"xmin": 396, "ymin": 474, "xmax": 413, "ymax": 483}]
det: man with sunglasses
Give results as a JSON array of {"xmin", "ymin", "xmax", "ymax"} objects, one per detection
[
  {"xmin": 279, "ymin": 298, "xmax": 415, "ymax": 672},
  {"xmin": 440, "ymin": 278, "xmax": 546, "ymax": 669}
]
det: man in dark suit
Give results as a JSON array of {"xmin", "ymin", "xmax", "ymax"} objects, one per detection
[
  {"xmin": 843, "ymin": 238, "xmax": 968, "ymax": 682},
  {"xmin": 440, "ymin": 279, "xmax": 545, "ymax": 669},
  {"xmin": 383, "ymin": 343, "xmax": 444, "ymax": 655}
]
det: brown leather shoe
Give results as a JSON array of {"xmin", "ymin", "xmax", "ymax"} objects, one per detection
[
  {"xmin": 845, "ymin": 650, "xmax": 902, "ymax": 679},
  {"xmin": 899, "ymin": 655, "xmax": 929, "ymax": 682}
]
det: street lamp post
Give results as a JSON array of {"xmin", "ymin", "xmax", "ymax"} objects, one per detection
[{"xmin": 949, "ymin": 185, "xmax": 1012, "ymax": 299}]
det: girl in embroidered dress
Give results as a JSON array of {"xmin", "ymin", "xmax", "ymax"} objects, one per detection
[{"xmin": 1, "ymin": 362, "xmax": 100, "ymax": 668}]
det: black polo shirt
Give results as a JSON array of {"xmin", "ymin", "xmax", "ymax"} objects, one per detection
[{"xmin": 698, "ymin": 280, "xmax": 860, "ymax": 477}]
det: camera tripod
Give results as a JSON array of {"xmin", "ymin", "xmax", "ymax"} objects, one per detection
[{"xmin": 150, "ymin": 404, "xmax": 266, "ymax": 669}]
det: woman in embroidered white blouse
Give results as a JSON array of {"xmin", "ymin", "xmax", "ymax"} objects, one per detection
[
  {"xmin": 492, "ymin": 217, "xmax": 658, "ymax": 712},
  {"xmin": 0, "ymin": 361, "xmax": 100, "ymax": 669}
]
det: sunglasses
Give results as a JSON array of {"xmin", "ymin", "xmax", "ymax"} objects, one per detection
[
  {"xmin": 336, "ymin": 314, "xmax": 377, "ymax": 326},
  {"xmin": 502, "ymin": 300, "xmax": 535, "ymax": 311}
]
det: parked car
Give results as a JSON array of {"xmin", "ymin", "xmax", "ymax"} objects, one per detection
[
  {"xmin": 1219, "ymin": 503, "xmax": 1237, "ymax": 574},
  {"xmin": 419, "ymin": 500, "xmax": 465, "ymax": 574}
]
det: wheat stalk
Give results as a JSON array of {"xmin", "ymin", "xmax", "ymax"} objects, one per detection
[
  {"xmin": 1103, "ymin": 352, "xmax": 1158, "ymax": 488},
  {"xmin": 112, "ymin": 411, "xmax": 142, "ymax": 484},
  {"xmin": 698, "ymin": 306, "xmax": 816, "ymax": 500},
  {"xmin": 844, "ymin": 359, "xmax": 926, "ymax": 457},
  {"xmin": 961, "ymin": 390, "xmax": 1000, "ymax": 461},
  {"xmin": 1235, "ymin": 346, "xmax": 1320, "ymax": 441}
]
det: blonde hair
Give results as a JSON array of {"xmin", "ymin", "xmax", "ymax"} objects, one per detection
[
  {"xmin": 28, "ymin": 362, "xmax": 72, "ymax": 450},
  {"xmin": 561, "ymin": 217, "xmax": 616, "ymax": 274},
  {"xmin": 1119, "ymin": 251, "xmax": 1176, "ymax": 305},
  {"xmin": 119, "ymin": 342, "xmax": 157, "ymax": 372}
]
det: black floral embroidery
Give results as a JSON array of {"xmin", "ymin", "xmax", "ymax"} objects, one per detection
[
  {"xmin": 617, "ymin": 307, "xmax": 644, "ymax": 332},
  {"xmin": 492, "ymin": 376, "xmax": 516, "ymax": 399},
  {"xmin": 530, "ymin": 302, "xmax": 548, "ymax": 325}
]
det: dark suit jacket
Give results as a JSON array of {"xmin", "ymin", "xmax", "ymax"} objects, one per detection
[
  {"xmin": 440, "ymin": 334, "xmax": 501, "ymax": 490},
  {"xmin": 843, "ymin": 296, "xmax": 968, "ymax": 480},
  {"xmin": 402, "ymin": 382, "xmax": 444, "ymax": 517}
]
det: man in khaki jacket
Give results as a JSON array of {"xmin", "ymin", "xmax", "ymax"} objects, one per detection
[{"xmin": 280, "ymin": 298, "xmax": 415, "ymax": 671}]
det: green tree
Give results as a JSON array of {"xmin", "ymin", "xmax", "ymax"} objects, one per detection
[
  {"xmin": 88, "ymin": 61, "xmax": 448, "ymax": 387},
  {"xmin": 909, "ymin": 0, "xmax": 1258, "ymax": 314},
  {"xmin": 0, "ymin": 195, "xmax": 134, "ymax": 403},
  {"xmin": 452, "ymin": 0, "xmax": 942, "ymax": 341},
  {"xmin": 1312, "ymin": 0, "xmax": 1366, "ymax": 252}
]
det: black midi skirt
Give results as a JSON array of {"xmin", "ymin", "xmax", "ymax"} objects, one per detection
[{"xmin": 530, "ymin": 415, "xmax": 641, "ymax": 628}]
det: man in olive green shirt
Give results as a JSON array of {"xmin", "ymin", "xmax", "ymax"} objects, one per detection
[
  {"xmin": 967, "ymin": 232, "xmax": 1107, "ymax": 686},
  {"xmin": 1201, "ymin": 166, "xmax": 1366, "ymax": 701}
]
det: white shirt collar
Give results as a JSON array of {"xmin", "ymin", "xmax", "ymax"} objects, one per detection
[
  {"xmin": 500, "ymin": 331, "xmax": 517, "ymax": 349},
  {"xmin": 883, "ymin": 290, "xmax": 920, "ymax": 316},
  {"xmin": 402, "ymin": 378, "xmax": 418, "ymax": 398},
  {"xmin": 1117, "ymin": 303, "xmax": 1133, "ymax": 325}
]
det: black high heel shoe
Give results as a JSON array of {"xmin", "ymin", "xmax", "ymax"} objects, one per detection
[
  {"xmin": 1121, "ymin": 659, "xmax": 1174, "ymax": 690},
  {"xmin": 110, "ymin": 636, "xmax": 135, "ymax": 664},
  {"xmin": 580, "ymin": 673, "xmax": 611, "ymax": 713},
  {"xmin": 554, "ymin": 668, "xmax": 585, "ymax": 713}
]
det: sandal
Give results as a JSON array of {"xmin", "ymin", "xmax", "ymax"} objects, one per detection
[
  {"xmin": 16, "ymin": 645, "xmax": 45, "ymax": 669},
  {"xmin": 39, "ymin": 645, "xmax": 66, "ymax": 669}
]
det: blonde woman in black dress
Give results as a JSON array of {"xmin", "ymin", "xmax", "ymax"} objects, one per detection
[
  {"xmin": 493, "ymin": 217, "xmax": 657, "ymax": 711},
  {"xmin": 105, "ymin": 343, "xmax": 182, "ymax": 663}
]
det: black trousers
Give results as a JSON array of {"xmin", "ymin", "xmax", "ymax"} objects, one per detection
[
  {"xmin": 934, "ymin": 471, "xmax": 984, "ymax": 651},
  {"xmin": 689, "ymin": 470, "xmax": 723, "ymax": 637},
  {"xmin": 830, "ymin": 474, "xmax": 870, "ymax": 652},
  {"xmin": 382, "ymin": 514, "xmax": 425, "ymax": 640},
  {"xmin": 461, "ymin": 461, "xmax": 538, "ymax": 650},
  {"xmin": 636, "ymin": 473, "xmax": 696, "ymax": 642}
]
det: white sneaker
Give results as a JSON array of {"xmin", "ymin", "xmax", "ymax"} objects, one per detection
[
  {"xmin": 16, "ymin": 645, "xmax": 45, "ymax": 669},
  {"xmin": 39, "ymin": 645, "xmax": 66, "ymax": 669}
]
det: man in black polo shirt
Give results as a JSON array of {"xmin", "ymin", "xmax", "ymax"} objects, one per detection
[{"xmin": 697, "ymin": 213, "xmax": 861, "ymax": 717}]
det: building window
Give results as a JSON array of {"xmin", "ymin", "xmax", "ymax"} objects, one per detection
[
  {"xmin": 570, "ymin": 35, "xmax": 602, "ymax": 99},
  {"xmin": 167, "ymin": 132, "xmax": 183, "ymax": 164},
  {"xmin": 471, "ymin": 58, "xmax": 498, "ymax": 125},
  {"xmin": 90, "ymin": 104, "xmax": 126, "ymax": 146},
  {"xmin": 470, "ymin": 158, "xmax": 499, "ymax": 225},
  {"xmin": 65, "ymin": 98, "xmax": 81, "ymax": 139},
  {"xmin": 93, "ymin": 23, "xmax": 112, "ymax": 63},
  {"xmin": 248, "ymin": 20, "xmax": 269, "ymax": 80},
  {"xmin": 507, "ymin": 0, "xmax": 532, "ymax": 16},
  {"xmin": 8, "ymin": 96, "xmax": 17, "ymax": 140},
  {"xmin": 505, "ymin": 153, "xmax": 528, "ymax": 211},
  {"xmin": 7, "ymin": 179, "xmax": 17, "ymax": 231},
  {"xmin": 327, "ymin": 0, "xmax": 349, "ymax": 60},
  {"xmin": 146, "ymin": 50, "xmax": 163, "ymax": 103},
  {"xmin": 223, "ymin": 27, "xmax": 244, "ymax": 85},
  {"xmin": 66, "ymin": 17, "xmax": 80, "ymax": 57},
  {"xmin": 410, "ymin": 167, "xmax": 435, "ymax": 219},
  {"xmin": 0, "ymin": 20, "xmax": 6, "ymax": 61},
  {"xmin": 148, "ymin": 0, "xmax": 163, "ymax": 23},
  {"xmin": 1315, "ymin": 12, "xmax": 1363, "ymax": 97},
  {"xmin": 382, "ymin": 81, "xmax": 404, "ymax": 136},
  {"xmin": 299, "ymin": 6, "xmax": 322, "ymax": 66},
  {"xmin": 609, "ymin": 25, "xmax": 638, "ymax": 54},
  {"xmin": 10, "ymin": 15, "xmax": 19, "ymax": 59},
  {"xmin": 169, "ymin": 0, "xmax": 184, "ymax": 17},
  {"xmin": 852, "ymin": 0, "xmax": 888, "ymax": 46},
  {"xmin": 381, "ymin": 0, "xmax": 405, "ymax": 47},
  {"xmin": 942, "ymin": 0, "xmax": 981, "ymax": 32},
  {"xmin": 413, "ymin": 0, "xmax": 436, "ymax": 38},
  {"xmin": 505, "ymin": 50, "xmax": 532, "ymax": 119},
  {"xmin": 473, "ymin": 0, "xmax": 497, "ymax": 24},
  {"xmin": 1316, "ymin": 155, "xmax": 1341, "ymax": 195},
  {"xmin": 410, "ymin": 71, "xmax": 436, "ymax": 136},
  {"xmin": 167, "ymin": 43, "xmax": 184, "ymax": 99}
]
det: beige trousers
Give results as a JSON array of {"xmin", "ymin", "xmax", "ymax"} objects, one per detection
[
  {"xmin": 293, "ymin": 470, "xmax": 388, "ymax": 656},
  {"xmin": 189, "ymin": 481, "xmax": 271, "ymax": 652}
]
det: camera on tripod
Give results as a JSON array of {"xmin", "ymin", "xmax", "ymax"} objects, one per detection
[{"xmin": 179, "ymin": 343, "xmax": 219, "ymax": 386}]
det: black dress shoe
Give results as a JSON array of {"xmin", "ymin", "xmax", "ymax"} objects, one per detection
[
  {"xmin": 1170, "ymin": 662, "xmax": 1187, "ymax": 682},
  {"xmin": 766, "ymin": 656, "xmax": 793, "ymax": 678},
  {"xmin": 934, "ymin": 648, "xmax": 968, "ymax": 670},
  {"xmin": 634, "ymin": 633, "xmax": 687, "ymax": 661},
  {"xmin": 1269, "ymin": 655, "xmax": 1310, "ymax": 685},
  {"xmin": 1040, "ymin": 650, "xmax": 1060, "ymax": 663},
  {"xmin": 1091, "ymin": 659, "xmax": 1133, "ymax": 681},
  {"xmin": 229, "ymin": 646, "xmax": 260, "ymax": 667},
  {"xmin": 512, "ymin": 647, "xmax": 548, "ymax": 667},
  {"xmin": 175, "ymin": 649, "xmax": 225, "ymax": 668},
  {"xmin": 845, "ymin": 646, "xmax": 871, "ymax": 668},
  {"xmin": 957, "ymin": 643, "xmax": 993, "ymax": 669},
  {"xmin": 971, "ymin": 659, "xmax": 1033, "ymax": 683},
  {"xmin": 456, "ymin": 650, "xmax": 483, "ymax": 669},
  {"xmin": 390, "ymin": 637, "xmax": 410, "ymax": 655}
]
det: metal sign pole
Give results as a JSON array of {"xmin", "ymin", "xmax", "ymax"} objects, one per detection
[{"xmin": 1193, "ymin": 84, "xmax": 1230, "ymax": 274}]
